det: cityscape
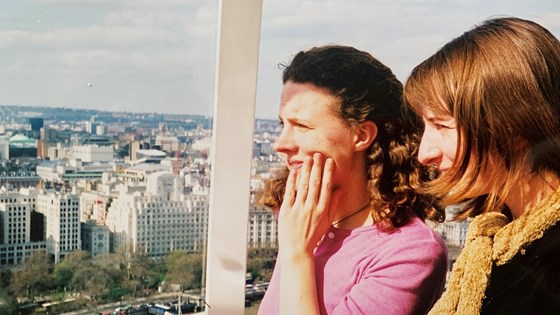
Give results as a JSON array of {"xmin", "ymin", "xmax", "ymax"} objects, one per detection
[{"xmin": 0, "ymin": 104, "xmax": 468, "ymax": 314}]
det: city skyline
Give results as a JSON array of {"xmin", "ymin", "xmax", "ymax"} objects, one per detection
[{"xmin": 0, "ymin": 0, "xmax": 559, "ymax": 119}]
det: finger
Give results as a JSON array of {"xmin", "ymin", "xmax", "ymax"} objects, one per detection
[
  {"xmin": 316, "ymin": 158, "xmax": 335, "ymax": 217},
  {"xmin": 282, "ymin": 169, "xmax": 297, "ymax": 210},
  {"xmin": 295, "ymin": 156, "xmax": 313, "ymax": 204},
  {"xmin": 305, "ymin": 153, "xmax": 323, "ymax": 208}
]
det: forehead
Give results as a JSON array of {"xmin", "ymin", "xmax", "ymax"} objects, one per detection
[
  {"xmin": 417, "ymin": 93, "xmax": 453, "ymax": 119},
  {"xmin": 279, "ymin": 81, "xmax": 338, "ymax": 117},
  {"xmin": 422, "ymin": 107, "xmax": 452, "ymax": 119}
]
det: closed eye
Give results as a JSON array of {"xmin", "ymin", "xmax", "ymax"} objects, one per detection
[
  {"xmin": 425, "ymin": 117, "xmax": 455, "ymax": 131},
  {"xmin": 294, "ymin": 122, "xmax": 309, "ymax": 129},
  {"xmin": 433, "ymin": 123, "xmax": 452, "ymax": 130}
]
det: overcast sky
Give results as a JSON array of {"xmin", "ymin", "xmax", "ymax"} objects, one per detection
[{"xmin": 0, "ymin": 0, "xmax": 559, "ymax": 120}]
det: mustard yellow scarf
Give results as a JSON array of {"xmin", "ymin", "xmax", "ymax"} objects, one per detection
[{"xmin": 428, "ymin": 189, "xmax": 560, "ymax": 315}]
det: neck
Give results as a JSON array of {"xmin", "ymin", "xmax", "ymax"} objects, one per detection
[
  {"xmin": 332, "ymin": 184, "xmax": 372, "ymax": 229},
  {"xmin": 332, "ymin": 154, "xmax": 372, "ymax": 228},
  {"xmin": 505, "ymin": 173, "xmax": 559, "ymax": 219}
]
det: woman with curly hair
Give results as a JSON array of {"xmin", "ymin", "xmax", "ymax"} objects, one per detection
[{"xmin": 258, "ymin": 45, "xmax": 448, "ymax": 315}]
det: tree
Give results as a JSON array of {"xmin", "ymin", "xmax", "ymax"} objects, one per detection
[
  {"xmin": 52, "ymin": 266, "xmax": 73, "ymax": 290},
  {"xmin": 165, "ymin": 251, "xmax": 203, "ymax": 290},
  {"xmin": 9, "ymin": 252, "xmax": 53, "ymax": 300},
  {"xmin": 0, "ymin": 288, "xmax": 17, "ymax": 315},
  {"xmin": 246, "ymin": 246, "xmax": 277, "ymax": 282},
  {"xmin": 71, "ymin": 264, "xmax": 112, "ymax": 298},
  {"xmin": 0, "ymin": 270, "xmax": 11, "ymax": 289},
  {"xmin": 52, "ymin": 251, "xmax": 90, "ymax": 290},
  {"xmin": 92, "ymin": 252, "xmax": 126, "ymax": 282},
  {"xmin": 126, "ymin": 252, "xmax": 161, "ymax": 295}
]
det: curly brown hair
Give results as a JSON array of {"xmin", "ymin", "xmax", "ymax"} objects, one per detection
[{"xmin": 261, "ymin": 45, "xmax": 444, "ymax": 228}]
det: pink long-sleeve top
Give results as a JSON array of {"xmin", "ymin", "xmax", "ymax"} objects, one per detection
[{"xmin": 258, "ymin": 217, "xmax": 448, "ymax": 315}]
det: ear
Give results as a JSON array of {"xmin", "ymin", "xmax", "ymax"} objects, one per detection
[{"xmin": 354, "ymin": 121, "xmax": 377, "ymax": 152}]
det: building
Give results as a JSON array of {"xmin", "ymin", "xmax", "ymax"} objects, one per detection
[
  {"xmin": 1, "ymin": 202, "xmax": 32, "ymax": 245},
  {"xmin": 0, "ymin": 188, "xmax": 46, "ymax": 267},
  {"xmin": 0, "ymin": 170, "xmax": 41, "ymax": 190},
  {"xmin": 155, "ymin": 135, "xmax": 180, "ymax": 153},
  {"xmin": 105, "ymin": 172, "xmax": 208, "ymax": 256},
  {"xmin": 81, "ymin": 220, "xmax": 110, "ymax": 257},
  {"xmin": 0, "ymin": 137, "xmax": 9, "ymax": 160},
  {"xmin": 72, "ymin": 145, "xmax": 113, "ymax": 162},
  {"xmin": 45, "ymin": 143, "xmax": 70, "ymax": 161},
  {"xmin": 95, "ymin": 124, "xmax": 106, "ymax": 136},
  {"xmin": 29, "ymin": 118, "xmax": 44, "ymax": 132},
  {"xmin": 115, "ymin": 162, "xmax": 169, "ymax": 182},
  {"xmin": 134, "ymin": 149, "xmax": 167, "ymax": 163},
  {"xmin": 36, "ymin": 192, "xmax": 81, "ymax": 263},
  {"xmin": 28, "ymin": 118, "xmax": 44, "ymax": 139},
  {"xmin": 433, "ymin": 205, "xmax": 470, "ymax": 247},
  {"xmin": 79, "ymin": 191, "xmax": 112, "ymax": 224},
  {"xmin": 8, "ymin": 134, "xmax": 37, "ymax": 158},
  {"xmin": 247, "ymin": 206, "xmax": 278, "ymax": 248},
  {"xmin": 40, "ymin": 126, "xmax": 58, "ymax": 142},
  {"xmin": 36, "ymin": 159, "xmax": 114, "ymax": 185}
]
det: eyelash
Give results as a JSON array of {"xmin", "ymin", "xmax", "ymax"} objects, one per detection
[
  {"xmin": 278, "ymin": 121, "xmax": 308, "ymax": 130},
  {"xmin": 434, "ymin": 123, "xmax": 450, "ymax": 130}
]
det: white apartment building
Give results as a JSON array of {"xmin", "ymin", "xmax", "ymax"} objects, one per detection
[
  {"xmin": 155, "ymin": 135, "xmax": 180, "ymax": 152},
  {"xmin": 36, "ymin": 159, "xmax": 113, "ymax": 185},
  {"xmin": 95, "ymin": 124, "xmax": 106, "ymax": 136},
  {"xmin": 72, "ymin": 145, "xmax": 113, "ymax": 162},
  {"xmin": 247, "ymin": 206, "xmax": 278, "ymax": 248},
  {"xmin": 0, "ymin": 138, "xmax": 9, "ymax": 160},
  {"xmin": 37, "ymin": 192, "xmax": 81, "ymax": 263},
  {"xmin": 79, "ymin": 191, "xmax": 112, "ymax": 224},
  {"xmin": 44, "ymin": 142, "xmax": 71, "ymax": 161},
  {"xmin": 435, "ymin": 219, "xmax": 470, "ymax": 247},
  {"xmin": 106, "ymin": 172, "xmax": 208, "ymax": 256},
  {"xmin": 1, "ymin": 203, "xmax": 31, "ymax": 245},
  {"xmin": 115, "ymin": 162, "xmax": 169, "ymax": 182},
  {"xmin": 433, "ymin": 205, "xmax": 470, "ymax": 247},
  {"xmin": 0, "ymin": 188, "xmax": 39, "ymax": 210},
  {"xmin": 0, "ymin": 188, "xmax": 46, "ymax": 267}
]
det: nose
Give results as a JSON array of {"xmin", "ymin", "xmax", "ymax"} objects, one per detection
[
  {"xmin": 273, "ymin": 128, "xmax": 296, "ymax": 154},
  {"xmin": 417, "ymin": 130, "xmax": 442, "ymax": 166}
]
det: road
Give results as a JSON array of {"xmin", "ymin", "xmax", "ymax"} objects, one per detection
[{"xmin": 62, "ymin": 291, "xmax": 202, "ymax": 315}]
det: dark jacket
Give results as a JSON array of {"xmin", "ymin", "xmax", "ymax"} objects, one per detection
[{"xmin": 482, "ymin": 223, "xmax": 560, "ymax": 314}]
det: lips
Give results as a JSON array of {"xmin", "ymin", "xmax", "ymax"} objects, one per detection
[{"xmin": 287, "ymin": 161, "xmax": 303, "ymax": 170}]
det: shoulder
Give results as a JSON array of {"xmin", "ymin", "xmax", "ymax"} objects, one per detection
[
  {"xmin": 368, "ymin": 218, "xmax": 448, "ymax": 267},
  {"xmin": 385, "ymin": 217, "xmax": 446, "ymax": 250}
]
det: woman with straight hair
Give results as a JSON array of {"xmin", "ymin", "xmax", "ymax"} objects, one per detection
[
  {"xmin": 258, "ymin": 45, "xmax": 448, "ymax": 315},
  {"xmin": 404, "ymin": 17, "xmax": 560, "ymax": 314}
]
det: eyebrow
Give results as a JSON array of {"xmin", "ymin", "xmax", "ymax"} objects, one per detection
[
  {"xmin": 279, "ymin": 113, "xmax": 312, "ymax": 126},
  {"xmin": 425, "ymin": 114, "xmax": 453, "ymax": 122}
]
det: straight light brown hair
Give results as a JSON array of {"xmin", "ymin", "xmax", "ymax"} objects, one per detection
[{"xmin": 404, "ymin": 17, "xmax": 560, "ymax": 219}]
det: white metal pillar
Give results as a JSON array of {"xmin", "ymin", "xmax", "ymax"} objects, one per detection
[{"xmin": 204, "ymin": 1, "xmax": 263, "ymax": 314}]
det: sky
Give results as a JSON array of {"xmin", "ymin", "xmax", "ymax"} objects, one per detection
[{"xmin": 0, "ymin": 0, "xmax": 559, "ymax": 120}]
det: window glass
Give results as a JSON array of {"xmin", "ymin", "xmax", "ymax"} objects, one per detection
[
  {"xmin": 0, "ymin": 1, "xmax": 217, "ymax": 314},
  {"xmin": 0, "ymin": 1, "xmax": 559, "ymax": 315},
  {"xmin": 247, "ymin": 1, "xmax": 559, "ymax": 313}
]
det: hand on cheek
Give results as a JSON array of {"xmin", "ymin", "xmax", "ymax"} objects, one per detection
[{"xmin": 278, "ymin": 153, "xmax": 340, "ymax": 259}]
